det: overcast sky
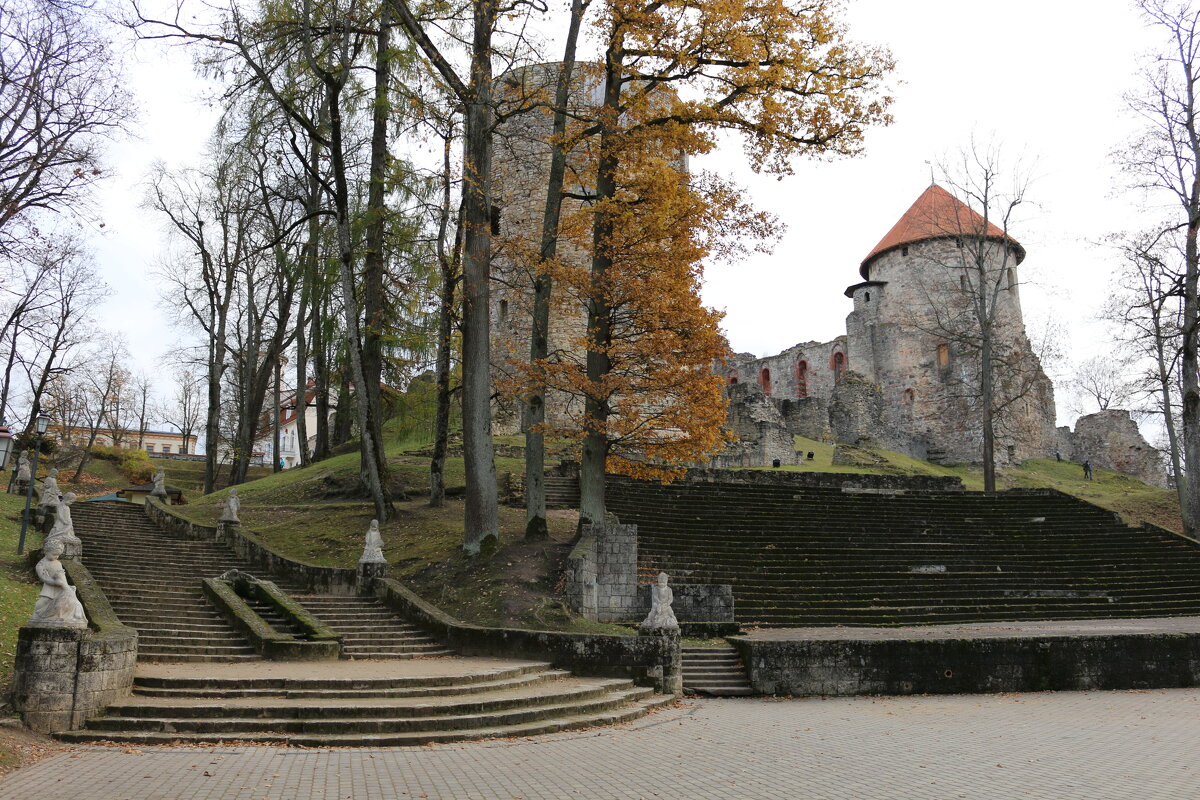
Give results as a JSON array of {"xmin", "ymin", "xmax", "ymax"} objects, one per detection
[{"xmin": 88, "ymin": 0, "xmax": 1165, "ymax": 429}]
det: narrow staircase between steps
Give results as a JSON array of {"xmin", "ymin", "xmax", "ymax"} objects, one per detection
[{"xmin": 682, "ymin": 647, "xmax": 753, "ymax": 697}]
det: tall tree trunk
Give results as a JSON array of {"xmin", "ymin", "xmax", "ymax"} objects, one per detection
[
  {"xmin": 460, "ymin": 0, "xmax": 500, "ymax": 554},
  {"xmin": 525, "ymin": 0, "xmax": 585, "ymax": 539},
  {"xmin": 273, "ymin": 356, "xmax": 282, "ymax": 472},
  {"xmin": 360, "ymin": 3, "xmax": 393, "ymax": 496},
  {"xmin": 980, "ymin": 328, "xmax": 996, "ymax": 492},
  {"xmin": 1182, "ymin": 216, "xmax": 1200, "ymax": 536},
  {"xmin": 579, "ymin": 41, "xmax": 624, "ymax": 528},
  {"xmin": 312, "ymin": 292, "xmax": 332, "ymax": 460},
  {"xmin": 327, "ymin": 78, "xmax": 393, "ymax": 522},
  {"xmin": 333, "ymin": 371, "xmax": 353, "ymax": 446},
  {"xmin": 430, "ymin": 146, "xmax": 462, "ymax": 508}
]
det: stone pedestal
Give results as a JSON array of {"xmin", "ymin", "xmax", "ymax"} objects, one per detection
[
  {"xmin": 356, "ymin": 561, "xmax": 387, "ymax": 594},
  {"xmin": 12, "ymin": 625, "xmax": 137, "ymax": 733},
  {"xmin": 36, "ymin": 503, "xmax": 57, "ymax": 533},
  {"xmin": 638, "ymin": 628, "xmax": 682, "ymax": 696}
]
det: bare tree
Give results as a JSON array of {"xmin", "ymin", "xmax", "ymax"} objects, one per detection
[
  {"xmin": 1103, "ymin": 228, "xmax": 1187, "ymax": 506},
  {"xmin": 162, "ymin": 364, "xmax": 203, "ymax": 455},
  {"xmin": 0, "ymin": 1, "xmax": 129, "ymax": 254},
  {"xmin": 71, "ymin": 337, "xmax": 131, "ymax": 481},
  {"xmin": 1069, "ymin": 355, "xmax": 1138, "ymax": 414},
  {"xmin": 1122, "ymin": 0, "xmax": 1200, "ymax": 534}
]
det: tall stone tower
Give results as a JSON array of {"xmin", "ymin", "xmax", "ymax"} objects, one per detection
[{"xmin": 843, "ymin": 184, "xmax": 1058, "ymax": 464}]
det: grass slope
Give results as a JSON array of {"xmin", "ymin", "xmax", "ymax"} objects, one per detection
[
  {"xmin": 163, "ymin": 429, "xmax": 1183, "ymax": 633},
  {"xmin": 0, "ymin": 494, "xmax": 43, "ymax": 698}
]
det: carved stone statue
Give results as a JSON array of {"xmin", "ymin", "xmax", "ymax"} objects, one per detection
[
  {"xmin": 28, "ymin": 539, "xmax": 87, "ymax": 629},
  {"xmin": 45, "ymin": 492, "xmax": 80, "ymax": 549},
  {"xmin": 639, "ymin": 572, "xmax": 680, "ymax": 634},
  {"xmin": 218, "ymin": 487, "xmax": 240, "ymax": 523},
  {"xmin": 15, "ymin": 451, "xmax": 30, "ymax": 484},
  {"xmin": 359, "ymin": 519, "xmax": 386, "ymax": 564},
  {"xmin": 150, "ymin": 467, "xmax": 166, "ymax": 497},
  {"xmin": 37, "ymin": 468, "xmax": 60, "ymax": 511}
]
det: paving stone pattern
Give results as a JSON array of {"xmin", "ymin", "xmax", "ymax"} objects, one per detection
[{"xmin": 2, "ymin": 690, "xmax": 1197, "ymax": 799}]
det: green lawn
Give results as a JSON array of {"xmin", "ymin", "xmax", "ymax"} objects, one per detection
[{"xmin": 0, "ymin": 494, "xmax": 42, "ymax": 690}]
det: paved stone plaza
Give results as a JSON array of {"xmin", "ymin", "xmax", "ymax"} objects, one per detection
[{"xmin": 1, "ymin": 689, "xmax": 1196, "ymax": 799}]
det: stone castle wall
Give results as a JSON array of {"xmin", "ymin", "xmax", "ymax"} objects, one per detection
[{"xmin": 1064, "ymin": 410, "xmax": 1167, "ymax": 488}]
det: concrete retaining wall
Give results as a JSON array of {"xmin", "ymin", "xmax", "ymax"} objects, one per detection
[
  {"xmin": 377, "ymin": 578, "xmax": 681, "ymax": 694},
  {"xmin": 731, "ymin": 632, "xmax": 1200, "ymax": 696}
]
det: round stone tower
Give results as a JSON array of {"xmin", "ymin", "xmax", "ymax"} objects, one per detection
[{"xmin": 843, "ymin": 184, "xmax": 1057, "ymax": 464}]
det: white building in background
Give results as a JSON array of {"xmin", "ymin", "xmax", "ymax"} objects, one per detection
[
  {"xmin": 51, "ymin": 425, "xmax": 198, "ymax": 456},
  {"xmin": 251, "ymin": 384, "xmax": 326, "ymax": 469}
]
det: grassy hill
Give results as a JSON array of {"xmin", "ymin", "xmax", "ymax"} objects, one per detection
[{"xmin": 789, "ymin": 436, "xmax": 1182, "ymax": 533}]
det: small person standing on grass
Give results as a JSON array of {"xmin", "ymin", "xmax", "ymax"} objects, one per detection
[{"xmin": 1082, "ymin": 460, "xmax": 1093, "ymax": 480}]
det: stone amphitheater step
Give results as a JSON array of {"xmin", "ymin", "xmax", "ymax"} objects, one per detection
[
  {"xmin": 58, "ymin": 659, "xmax": 674, "ymax": 746},
  {"xmin": 544, "ymin": 475, "xmax": 580, "ymax": 509},
  {"xmin": 682, "ymin": 647, "xmax": 754, "ymax": 697},
  {"xmin": 607, "ymin": 476, "xmax": 1200, "ymax": 627}
]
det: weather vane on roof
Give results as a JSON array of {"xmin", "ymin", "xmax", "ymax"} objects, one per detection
[{"xmin": 924, "ymin": 160, "xmax": 935, "ymax": 186}]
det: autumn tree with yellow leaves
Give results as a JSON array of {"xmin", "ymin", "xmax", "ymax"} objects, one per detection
[{"xmin": 561, "ymin": 0, "xmax": 894, "ymax": 525}]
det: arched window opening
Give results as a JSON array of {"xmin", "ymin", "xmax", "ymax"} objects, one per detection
[
  {"xmin": 959, "ymin": 274, "xmax": 967, "ymax": 291},
  {"xmin": 955, "ymin": 236, "xmax": 963, "ymax": 248},
  {"xmin": 936, "ymin": 343, "xmax": 950, "ymax": 367},
  {"xmin": 499, "ymin": 299, "xmax": 508, "ymax": 323},
  {"xmin": 795, "ymin": 361, "xmax": 808, "ymax": 398},
  {"xmin": 831, "ymin": 351, "xmax": 846, "ymax": 377},
  {"xmin": 728, "ymin": 374, "xmax": 738, "ymax": 386},
  {"xmin": 759, "ymin": 368, "xmax": 772, "ymax": 396},
  {"xmin": 490, "ymin": 205, "xmax": 502, "ymax": 236},
  {"xmin": 864, "ymin": 291, "xmax": 871, "ymax": 302},
  {"xmin": 903, "ymin": 388, "xmax": 915, "ymax": 406}
]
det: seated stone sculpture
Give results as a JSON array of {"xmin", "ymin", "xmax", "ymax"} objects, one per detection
[
  {"xmin": 150, "ymin": 467, "xmax": 166, "ymax": 497},
  {"xmin": 37, "ymin": 468, "xmax": 60, "ymax": 511},
  {"xmin": 218, "ymin": 487, "xmax": 240, "ymax": 523},
  {"xmin": 45, "ymin": 492, "xmax": 80, "ymax": 550},
  {"xmin": 640, "ymin": 572, "xmax": 680, "ymax": 634},
  {"xmin": 29, "ymin": 539, "xmax": 87, "ymax": 629},
  {"xmin": 15, "ymin": 451, "xmax": 30, "ymax": 485},
  {"xmin": 360, "ymin": 519, "xmax": 386, "ymax": 564}
]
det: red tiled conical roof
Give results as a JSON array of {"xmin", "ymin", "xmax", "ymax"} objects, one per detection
[{"xmin": 859, "ymin": 184, "xmax": 1024, "ymax": 279}]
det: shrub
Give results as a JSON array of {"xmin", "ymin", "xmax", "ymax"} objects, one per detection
[{"xmin": 119, "ymin": 449, "xmax": 155, "ymax": 484}]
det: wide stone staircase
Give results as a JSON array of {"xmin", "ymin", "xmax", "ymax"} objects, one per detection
[
  {"xmin": 73, "ymin": 502, "xmax": 266, "ymax": 662},
  {"xmin": 56, "ymin": 661, "xmax": 668, "ymax": 746},
  {"xmin": 66, "ymin": 500, "xmax": 671, "ymax": 744},
  {"xmin": 608, "ymin": 477, "xmax": 1200, "ymax": 627}
]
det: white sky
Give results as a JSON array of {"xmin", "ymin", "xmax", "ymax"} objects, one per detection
[{"xmin": 87, "ymin": 0, "xmax": 1165, "ymax": 429}]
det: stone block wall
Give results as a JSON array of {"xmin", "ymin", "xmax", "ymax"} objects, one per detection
[
  {"xmin": 731, "ymin": 628, "xmax": 1200, "ymax": 697},
  {"xmin": 635, "ymin": 582, "xmax": 734, "ymax": 623},
  {"xmin": 1068, "ymin": 410, "xmax": 1167, "ymax": 488},
  {"xmin": 587, "ymin": 523, "xmax": 639, "ymax": 622}
]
